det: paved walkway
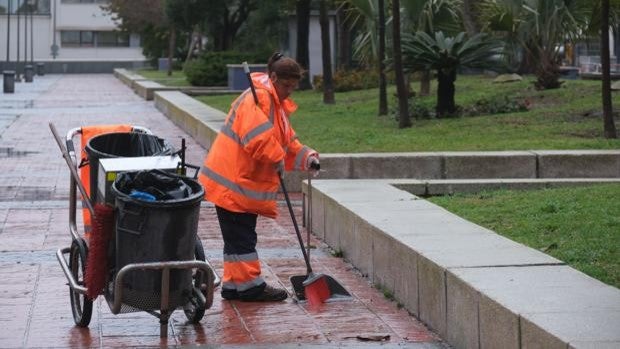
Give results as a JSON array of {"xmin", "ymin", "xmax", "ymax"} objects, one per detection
[{"xmin": 0, "ymin": 75, "xmax": 445, "ymax": 348}]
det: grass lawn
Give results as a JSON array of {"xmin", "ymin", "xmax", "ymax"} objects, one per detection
[
  {"xmin": 196, "ymin": 75, "xmax": 620, "ymax": 152},
  {"xmin": 427, "ymin": 184, "xmax": 620, "ymax": 289},
  {"xmin": 136, "ymin": 69, "xmax": 191, "ymax": 87}
]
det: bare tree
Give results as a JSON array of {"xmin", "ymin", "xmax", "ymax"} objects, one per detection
[
  {"xmin": 601, "ymin": 0, "xmax": 617, "ymax": 138},
  {"xmin": 393, "ymin": 0, "xmax": 411, "ymax": 128},
  {"xmin": 320, "ymin": 0, "xmax": 335, "ymax": 103}
]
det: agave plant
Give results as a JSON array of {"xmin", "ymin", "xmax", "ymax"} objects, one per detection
[{"xmin": 401, "ymin": 31, "xmax": 504, "ymax": 117}]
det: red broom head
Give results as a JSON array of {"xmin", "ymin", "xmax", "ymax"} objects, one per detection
[
  {"xmin": 304, "ymin": 273, "xmax": 331, "ymax": 306},
  {"xmin": 84, "ymin": 204, "xmax": 114, "ymax": 300}
]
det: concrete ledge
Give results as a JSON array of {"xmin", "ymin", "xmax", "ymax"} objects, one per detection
[
  {"xmin": 154, "ymin": 90, "xmax": 226, "ymax": 150},
  {"xmin": 535, "ymin": 150, "xmax": 620, "ymax": 178},
  {"xmin": 133, "ymin": 80, "xmax": 179, "ymax": 100},
  {"xmin": 113, "ymin": 68, "xmax": 146, "ymax": 89},
  {"xmin": 306, "ymin": 179, "xmax": 620, "ymax": 349}
]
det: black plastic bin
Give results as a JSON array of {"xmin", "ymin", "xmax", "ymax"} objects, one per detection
[
  {"xmin": 85, "ymin": 132, "xmax": 173, "ymax": 203},
  {"xmin": 111, "ymin": 170, "xmax": 204, "ymax": 310}
]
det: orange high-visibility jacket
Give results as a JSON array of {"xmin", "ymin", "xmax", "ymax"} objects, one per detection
[{"xmin": 199, "ymin": 72, "xmax": 317, "ymax": 218}]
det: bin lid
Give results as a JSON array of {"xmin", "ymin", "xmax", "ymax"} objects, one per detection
[{"xmin": 112, "ymin": 170, "xmax": 204, "ymax": 207}]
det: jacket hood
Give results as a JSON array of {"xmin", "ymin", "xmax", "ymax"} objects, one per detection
[{"xmin": 250, "ymin": 72, "xmax": 297, "ymax": 115}]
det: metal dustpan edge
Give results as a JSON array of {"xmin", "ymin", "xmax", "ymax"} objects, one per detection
[{"xmin": 290, "ymin": 274, "xmax": 352, "ymax": 302}]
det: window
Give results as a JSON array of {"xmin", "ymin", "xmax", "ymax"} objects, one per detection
[
  {"xmin": 61, "ymin": 30, "xmax": 130, "ymax": 48},
  {"xmin": 80, "ymin": 31, "xmax": 94, "ymax": 47},
  {"xmin": 0, "ymin": 0, "xmax": 51, "ymax": 15},
  {"xmin": 61, "ymin": 31, "xmax": 80, "ymax": 47},
  {"xmin": 61, "ymin": 0, "xmax": 108, "ymax": 3},
  {"xmin": 97, "ymin": 31, "xmax": 129, "ymax": 47}
]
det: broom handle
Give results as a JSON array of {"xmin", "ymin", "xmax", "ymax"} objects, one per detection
[
  {"xmin": 279, "ymin": 173, "xmax": 313, "ymax": 275},
  {"xmin": 307, "ymin": 170, "xmax": 312, "ymax": 258},
  {"xmin": 49, "ymin": 122, "xmax": 95, "ymax": 216},
  {"xmin": 243, "ymin": 61, "xmax": 259, "ymax": 104}
]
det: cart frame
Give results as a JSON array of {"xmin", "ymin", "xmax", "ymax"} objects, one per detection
[{"xmin": 52, "ymin": 124, "xmax": 217, "ymax": 337}]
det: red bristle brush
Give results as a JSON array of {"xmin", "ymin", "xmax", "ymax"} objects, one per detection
[{"xmin": 85, "ymin": 204, "xmax": 114, "ymax": 300}]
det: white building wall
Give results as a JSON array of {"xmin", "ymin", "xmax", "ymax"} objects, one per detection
[
  {"xmin": 287, "ymin": 11, "xmax": 337, "ymax": 83},
  {"xmin": 56, "ymin": 2, "xmax": 116, "ymax": 30},
  {"xmin": 0, "ymin": 15, "xmax": 53, "ymax": 61},
  {"xmin": 0, "ymin": 0, "xmax": 145, "ymax": 62}
]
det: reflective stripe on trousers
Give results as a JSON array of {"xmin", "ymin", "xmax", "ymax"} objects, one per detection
[{"xmin": 215, "ymin": 206, "xmax": 265, "ymax": 294}]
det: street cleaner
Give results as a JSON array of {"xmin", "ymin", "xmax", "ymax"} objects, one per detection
[{"xmin": 198, "ymin": 52, "xmax": 320, "ymax": 302}]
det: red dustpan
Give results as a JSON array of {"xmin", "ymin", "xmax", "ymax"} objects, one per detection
[{"xmin": 279, "ymin": 171, "xmax": 351, "ymax": 305}]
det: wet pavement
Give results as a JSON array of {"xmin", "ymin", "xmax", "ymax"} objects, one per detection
[{"xmin": 0, "ymin": 75, "xmax": 445, "ymax": 348}]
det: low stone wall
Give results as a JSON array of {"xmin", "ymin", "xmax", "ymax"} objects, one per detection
[
  {"xmin": 305, "ymin": 179, "xmax": 620, "ymax": 349},
  {"xmin": 113, "ymin": 68, "xmax": 146, "ymax": 89}
]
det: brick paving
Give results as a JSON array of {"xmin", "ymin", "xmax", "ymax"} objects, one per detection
[{"xmin": 0, "ymin": 75, "xmax": 445, "ymax": 348}]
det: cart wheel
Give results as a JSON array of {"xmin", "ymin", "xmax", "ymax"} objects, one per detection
[
  {"xmin": 69, "ymin": 238, "xmax": 93, "ymax": 327},
  {"xmin": 184, "ymin": 237, "xmax": 212, "ymax": 323}
]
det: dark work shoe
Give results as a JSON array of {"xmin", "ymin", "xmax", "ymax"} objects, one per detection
[
  {"xmin": 240, "ymin": 284, "xmax": 288, "ymax": 302},
  {"xmin": 221, "ymin": 289, "xmax": 239, "ymax": 300}
]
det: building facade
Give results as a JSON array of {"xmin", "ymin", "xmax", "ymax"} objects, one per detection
[{"xmin": 0, "ymin": 0, "xmax": 147, "ymax": 73}]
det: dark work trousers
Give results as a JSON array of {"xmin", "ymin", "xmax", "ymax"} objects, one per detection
[{"xmin": 215, "ymin": 206, "xmax": 266, "ymax": 299}]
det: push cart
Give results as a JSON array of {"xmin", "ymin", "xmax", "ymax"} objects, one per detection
[{"xmin": 50, "ymin": 123, "xmax": 218, "ymax": 337}]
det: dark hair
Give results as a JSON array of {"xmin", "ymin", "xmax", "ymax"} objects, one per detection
[{"xmin": 267, "ymin": 52, "xmax": 303, "ymax": 80}]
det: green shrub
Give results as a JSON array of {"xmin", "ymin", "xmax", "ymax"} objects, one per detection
[
  {"xmin": 463, "ymin": 96, "xmax": 530, "ymax": 116},
  {"xmin": 393, "ymin": 94, "xmax": 529, "ymax": 120},
  {"xmin": 313, "ymin": 69, "xmax": 395, "ymax": 92},
  {"xmin": 183, "ymin": 51, "xmax": 265, "ymax": 87}
]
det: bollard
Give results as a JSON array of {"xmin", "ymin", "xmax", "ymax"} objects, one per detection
[
  {"xmin": 24, "ymin": 65, "xmax": 34, "ymax": 83},
  {"xmin": 36, "ymin": 62, "xmax": 45, "ymax": 76},
  {"xmin": 3, "ymin": 71, "xmax": 16, "ymax": 93}
]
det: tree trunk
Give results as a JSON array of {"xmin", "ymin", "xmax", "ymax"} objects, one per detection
[
  {"xmin": 185, "ymin": 28, "xmax": 196, "ymax": 62},
  {"xmin": 167, "ymin": 26, "xmax": 176, "ymax": 77},
  {"xmin": 320, "ymin": 0, "xmax": 335, "ymax": 104},
  {"xmin": 337, "ymin": 2, "xmax": 352, "ymax": 70},
  {"xmin": 419, "ymin": 70, "xmax": 431, "ymax": 96},
  {"xmin": 601, "ymin": 0, "xmax": 617, "ymax": 138},
  {"xmin": 436, "ymin": 69, "xmax": 456, "ymax": 118},
  {"xmin": 392, "ymin": 0, "xmax": 410, "ymax": 128},
  {"xmin": 534, "ymin": 49, "xmax": 561, "ymax": 90},
  {"xmin": 378, "ymin": 0, "xmax": 387, "ymax": 115},
  {"xmin": 461, "ymin": 0, "xmax": 478, "ymax": 36},
  {"xmin": 296, "ymin": 0, "xmax": 312, "ymax": 90}
]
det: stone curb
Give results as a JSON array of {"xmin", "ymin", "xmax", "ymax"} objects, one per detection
[{"xmin": 304, "ymin": 179, "xmax": 620, "ymax": 349}]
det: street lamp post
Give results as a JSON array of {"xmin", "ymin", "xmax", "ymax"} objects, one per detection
[
  {"xmin": 4, "ymin": 0, "xmax": 16, "ymax": 93},
  {"xmin": 24, "ymin": 0, "xmax": 33, "ymax": 83},
  {"xmin": 16, "ymin": 0, "xmax": 22, "ymax": 81}
]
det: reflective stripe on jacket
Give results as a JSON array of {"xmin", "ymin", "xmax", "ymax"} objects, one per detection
[{"xmin": 198, "ymin": 72, "xmax": 317, "ymax": 218}]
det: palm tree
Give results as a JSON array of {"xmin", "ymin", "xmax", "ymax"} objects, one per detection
[
  {"xmin": 401, "ymin": 0, "xmax": 462, "ymax": 95},
  {"xmin": 393, "ymin": 0, "xmax": 411, "ymax": 128},
  {"xmin": 296, "ymin": 0, "xmax": 312, "ymax": 90},
  {"xmin": 601, "ymin": 0, "xmax": 618, "ymax": 138},
  {"xmin": 378, "ymin": 0, "xmax": 388, "ymax": 115},
  {"xmin": 402, "ymin": 31, "xmax": 504, "ymax": 117},
  {"xmin": 320, "ymin": 0, "xmax": 335, "ymax": 103}
]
